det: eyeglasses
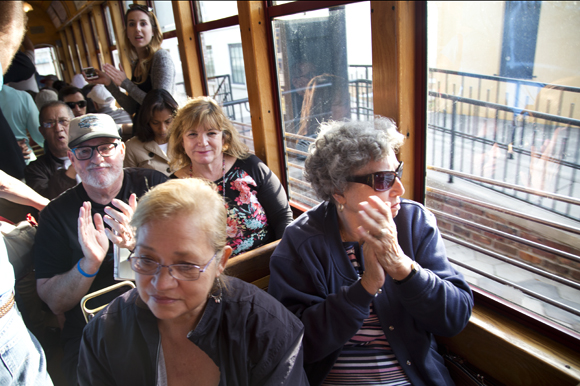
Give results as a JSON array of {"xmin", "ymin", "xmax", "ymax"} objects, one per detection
[
  {"xmin": 71, "ymin": 141, "xmax": 120, "ymax": 161},
  {"xmin": 128, "ymin": 3, "xmax": 153, "ymax": 13},
  {"xmin": 65, "ymin": 100, "xmax": 87, "ymax": 109},
  {"xmin": 128, "ymin": 252, "xmax": 218, "ymax": 281},
  {"xmin": 42, "ymin": 119, "xmax": 70, "ymax": 129},
  {"xmin": 346, "ymin": 162, "xmax": 404, "ymax": 191}
]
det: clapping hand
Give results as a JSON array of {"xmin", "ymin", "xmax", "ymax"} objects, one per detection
[
  {"xmin": 103, "ymin": 193, "xmax": 137, "ymax": 251},
  {"xmin": 102, "ymin": 63, "xmax": 129, "ymax": 88},
  {"xmin": 78, "ymin": 201, "xmax": 109, "ymax": 269}
]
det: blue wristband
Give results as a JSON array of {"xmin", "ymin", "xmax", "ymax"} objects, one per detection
[{"xmin": 77, "ymin": 260, "xmax": 98, "ymax": 278}]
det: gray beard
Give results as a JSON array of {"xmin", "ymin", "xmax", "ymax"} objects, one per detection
[{"xmin": 79, "ymin": 162, "xmax": 123, "ymax": 189}]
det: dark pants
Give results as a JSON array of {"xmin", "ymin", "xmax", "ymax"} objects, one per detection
[{"xmin": 62, "ymin": 336, "xmax": 82, "ymax": 386}]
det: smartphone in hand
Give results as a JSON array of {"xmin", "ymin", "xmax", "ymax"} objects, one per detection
[{"xmin": 83, "ymin": 67, "xmax": 98, "ymax": 80}]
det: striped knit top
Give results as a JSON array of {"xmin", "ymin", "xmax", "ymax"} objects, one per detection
[{"xmin": 321, "ymin": 243, "xmax": 411, "ymax": 386}]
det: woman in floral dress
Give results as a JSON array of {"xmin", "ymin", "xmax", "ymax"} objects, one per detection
[{"xmin": 167, "ymin": 97, "xmax": 293, "ymax": 256}]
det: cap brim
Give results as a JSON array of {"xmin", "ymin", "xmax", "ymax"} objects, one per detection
[{"xmin": 69, "ymin": 132, "xmax": 121, "ymax": 149}]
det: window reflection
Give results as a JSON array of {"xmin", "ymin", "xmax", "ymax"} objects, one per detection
[
  {"xmin": 426, "ymin": 1, "xmax": 580, "ymax": 332},
  {"xmin": 272, "ymin": 2, "xmax": 372, "ymax": 207},
  {"xmin": 200, "ymin": 26, "xmax": 253, "ymax": 152}
]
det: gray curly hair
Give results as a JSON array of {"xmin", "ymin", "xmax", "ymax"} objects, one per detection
[{"xmin": 304, "ymin": 117, "xmax": 405, "ymax": 203}]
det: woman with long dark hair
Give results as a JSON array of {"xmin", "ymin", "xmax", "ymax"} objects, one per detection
[{"xmin": 124, "ymin": 89, "xmax": 178, "ymax": 176}]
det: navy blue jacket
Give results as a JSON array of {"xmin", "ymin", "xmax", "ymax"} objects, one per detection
[{"xmin": 268, "ymin": 199, "xmax": 473, "ymax": 386}]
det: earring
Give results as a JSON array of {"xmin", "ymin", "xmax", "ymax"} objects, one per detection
[
  {"xmin": 337, "ymin": 203, "xmax": 344, "ymax": 212},
  {"xmin": 208, "ymin": 276, "xmax": 223, "ymax": 304},
  {"xmin": 222, "ymin": 144, "xmax": 229, "ymax": 152}
]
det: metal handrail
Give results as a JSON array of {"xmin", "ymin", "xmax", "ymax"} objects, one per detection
[
  {"xmin": 428, "ymin": 91, "xmax": 580, "ymax": 127},
  {"xmin": 429, "ymin": 68, "xmax": 580, "ymax": 94},
  {"xmin": 428, "ymin": 165, "xmax": 580, "ymax": 206}
]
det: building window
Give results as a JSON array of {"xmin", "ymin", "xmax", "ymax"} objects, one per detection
[
  {"xmin": 205, "ymin": 45, "xmax": 215, "ymax": 78},
  {"xmin": 229, "ymin": 43, "xmax": 246, "ymax": 85}
]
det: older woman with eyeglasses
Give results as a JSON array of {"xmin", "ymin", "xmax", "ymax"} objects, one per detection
[
  {"xmin": 77, "ymin": 178, "xmax": 308, "ymax": 386},
  {"xmin": 268, "ymin": 118, "xmax": 474, "ymax": 386}
]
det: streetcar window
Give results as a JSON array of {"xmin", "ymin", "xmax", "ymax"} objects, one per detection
[
  {"xmin": 426, "ymin": 1, "xmax": 580, "ymax": 333},
  {"xmin": 104, "ymin": 5, "xmax": 116, "ymax": 46},
  {"xmin": 152, "ymin": 1, "xmax": 176, "ymax": 33},
  {"xmin": 161, "ymin": 37, "xmax": 187, "ymax": 105},
  {"xmin": 35, "ymin": 47, "xmax": 61, "ymax": 79},
  {"xmin": 196, "ymin": 1, "xmax": 238, "ymax": 23},
  {"xmin": 271, "ymin": 2, "xmax": 373, "ymax": 208},
  {"xmin": 199, "ymin": 26, "xmax": 254, "ymax": 153}
]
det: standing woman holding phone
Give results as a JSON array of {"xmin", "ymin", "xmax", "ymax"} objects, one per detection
[{"xmin": 87, "ymin": 4, "xmax": 175, "ymax": 118}]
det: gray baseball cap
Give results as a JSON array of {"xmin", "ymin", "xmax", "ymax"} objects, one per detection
[{"xmin": 68, "ymin": 114, "xmax": 121, "ymax": 148}]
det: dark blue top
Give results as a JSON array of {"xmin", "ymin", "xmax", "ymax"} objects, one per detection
[{"xmin": 268, "ymin": 199, "xmax": 474, "ymax": 386}]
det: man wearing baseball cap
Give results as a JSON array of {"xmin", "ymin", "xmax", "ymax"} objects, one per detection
[{"xmin": 33, "ymin": 113, "xmax": 167, "ymax": 385}]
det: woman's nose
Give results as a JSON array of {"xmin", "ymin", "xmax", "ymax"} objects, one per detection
[
  {"xmin": 152, "ymin": 266, "xmax": 178, "ymax": 290},
  {"xmin": 390, "ymin": 177, "xmax": 405, "ymax": 197}
]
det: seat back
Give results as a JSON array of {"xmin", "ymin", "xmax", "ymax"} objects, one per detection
[{"xmin": 224, "ymin": 240, "xmax": 279, "ymax": 290}]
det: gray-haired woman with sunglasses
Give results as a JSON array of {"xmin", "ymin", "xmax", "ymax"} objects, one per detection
[
  {"xmin": 268, "ymin": 117, "xmax": 474, "ymax": 386},
  {"xmin": 77, "ymin": 178, "xmax": 308, "ymax": 386}
]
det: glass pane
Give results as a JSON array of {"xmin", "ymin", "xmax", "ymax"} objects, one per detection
[
  {"xmin": 426, "ymin": 1, "xmax": 580, "ymax": 333},
  {"xmin": 196, "ymin": 1, "xmax": 238, "ymax": 23},
  {"xmin": 160, "ymin": 37, "xmax": 187, "ymax": 105},
  {"xmin": 200, "ymin": 26, "xmax": 253, "ymax": 152},
  {"xmin": 152, "ymin": 0, "xmax": 176, "ymax": 33},
  {"xmin": 112, "ymin": 49, "xmax": 120, "ymax": 70},
  {"xmin": 104, "ymin": 5, "xmax": 116, "ymax": 46},
  {"xmin": 35, "ymin": 47, "xmax": 59, "ymax": 77},
  {"xmin": 272, "ymin": 2, "xmax": 373, "ymax": 208}
]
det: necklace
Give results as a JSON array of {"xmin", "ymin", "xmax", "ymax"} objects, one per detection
[{"xmin": 189, "ymin": 158, "xmax": 226, "ymax": 200}]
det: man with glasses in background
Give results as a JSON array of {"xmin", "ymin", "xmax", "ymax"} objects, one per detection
[
  {"xmin": 25, "ymin": 101, "xmax": 78, "ymax": 199},
  {"xmin": 33, "ymin": 113, "xmax": 167, "ymax": 386},
  {"xmin": 59, "ymin": 85, "xmax": 88, "ymax": 117}
]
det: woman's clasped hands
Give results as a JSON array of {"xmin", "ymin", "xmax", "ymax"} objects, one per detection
[{"xmin": 356, "ymin": 196, "xmax": 414, "ymax": 294}]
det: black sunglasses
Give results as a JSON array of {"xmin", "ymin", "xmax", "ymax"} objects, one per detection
[
  {"xmin": 65, "ymin": 100, "xmax": 87, "ymax": 109},
  {"xmin": 346, "ymin": 162, "xmax": 404, "ymax": 191}
]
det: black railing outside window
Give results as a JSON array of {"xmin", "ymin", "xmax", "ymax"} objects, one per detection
[{"xmin": 428, "ymin": 68, "xmax": 580, "ymax": 221}]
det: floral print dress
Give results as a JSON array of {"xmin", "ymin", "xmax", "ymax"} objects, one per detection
[
  {"xmin": 170, "ymin": 155, "xmax": 293, "ymax": 256},
  {"xmin": 218, "ymin": 157, "xmax": 271, "ymax": 255}
]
